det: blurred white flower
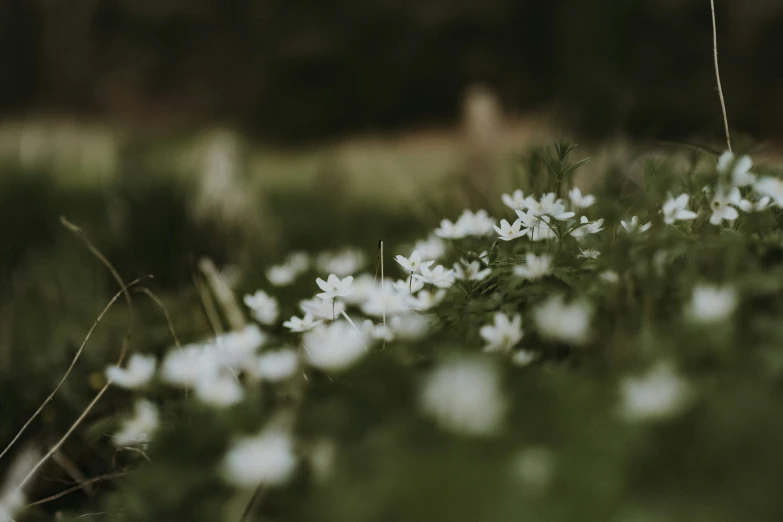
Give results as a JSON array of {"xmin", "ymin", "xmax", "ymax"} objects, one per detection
[
  {"xmin": 315, "ymin": 249, "xmax": 366, "ymax": 277},
  {"xmin": 528, "ymin": 193, "xmax": 575, "ymax": 220},
  {"xmin": 717, "ymin": 151, "xmax": 755, "ymax": 187},
  {"xmin": 266, "ymin": 264, "xmax": 298, "ymax": 287},
  {"xmin": 420, "ymin": 357, "xmax": 506, "ymax": 437},
  {"xmin": 413, "ymin": 235, "xmax": 446, "ymax": 260},
  {"xmin": 578, "ymin": 249, "xmax": 600, "ymax": 260},
  {"xmin": 195, "ymin": 373, "xmax": 244, "ymax": 408},
  {"xmin": 250, "ymin": 349, "xmax": 299, "ymax": 382},
  {"xmin": 214, "ymin": 325, "xmax": 266, "ymax": 368},
  {"xmin": 302, "ymin": 321, "xmax": 369, "ymax": 372},
  {"xmin": 300, "ymin": 297, "xmax": 346, "ymax": 321},
  {"xmin": 494, "ymin": 218, "xmax": 528, "ymax": 241},
  {"xmin": 222, "ymin": 428, "xmax": 297, "ymax": 488},
  {"xmin": 283, "ymin": 313, "xmax": 323, "ymax": 333},
  {"xmin": 161, "ymin": 343, "xmax": 217, "ymax": 388},
  {"xmin": 709, "ymin": 187, "xmax": 741, "ymax": 226},
  {"xmin": 600, "ymin": 270, "xmax": 620, "ymax": 283},
  {"xmin": 114, "ymin": 399, "xmax": 159, "ymax": 447},
  {"xmin": 501, "ymin": 189, "xmax": 527, "ymax": 211},
  {"xmin": 388, "ymin": 313, "xmax": 432, "ymax": 340},
  {"xmin": 753, "ymin": 177, "xmax": 783, "ymax": 207},
  {"xmin": 570, "ymin": 216, "xmax": 605, "ymax": 238},
  {"xmin": 106, "ymin": 353, "xmax": 156, "ymax": 389},
  {"xmin": 515, "ymin": 211, "xmax": 557, "ymax": 242},
  {"xmin": 362, "ymin": 320, "xmax": 395, "ymax": 342},
  {"xmin": 315, "ymin": 274, "xmax": 354, "ymax": 300},
  {"xmin": 511, "ymin": 349, "xmax": 536, "ymax": 366},
  {"xmin": 619, "ymin": 363, "xmax": 692, "ymax": 422},
  {"xmin": 414, "ymin": 265, "xmax": 455, "ymax": 288},
  {"xmin": 480, "ymin": 312, "xmax": 523, "ymax": 353},
  {"xmin": 308, "ymin": 439, "xmax": 337, "ymax": 484},
  {"xmin": 244, "ymin": 290, "xmax": 279, "ymax": 325},
  {"xmin": 395, "ymin": 250, "xmax": 433, "ymax": 274},
  {"xmin": 455, "ymin": 209, "xmax": 496, "ymax": 237},
  {"xmin": 513, "ymin": 253, "xmax": 552, "ymax": 280},
  {"xmin": 687, "ymin": 284, "xmax": 737, "ymax": 323},
  {"xmin": 662, "ymin": 193, "xmax": 697, "ymax": 225},
  {"xmin": 453, "ymin": 260, "xmax": 491, "ymax": 281},
  {"xmin": 392, "ymin": 277, "xmax": 425, "ymax": 294},
  {"xmin": 285, "ymin": 251, "xmax": 310, "ymax": 273},
  {"xmin": 568, "ymin": 187, "xmax": 596, "ymax": 209},
  {"xmin": 738, "ymin": 195, "xmax": 771, "ymax": 213},
  {"xmin": 407, "ymin": 289, "xmax": 447, "ymax": 311},
  {"xmin": 434, "ymin": 218, "xmax": 465, "ymax": 239},
  {"xmin": 533, "ymin": 295, "xmax": 592, "ymax": 345},
  {"xmin": 620, "ymin": 216, "xmax": 652, "ymax": 234},
  {"xmin": 360, "ymin": 285, "xmax": 410, "ymax": 317},
  {"xmin": 0, "ymin": 447, "xmax": 40, "ymax": 522}
]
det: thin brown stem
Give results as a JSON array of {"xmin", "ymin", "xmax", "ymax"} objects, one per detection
[{"xmin": 710, "ymin": 0, "xmax": 732, "ymax": 152}]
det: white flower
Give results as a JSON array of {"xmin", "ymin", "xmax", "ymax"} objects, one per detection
[
  {"xmin": 285, "ymin": 251, "xmax": 310, "ymax": 272},
  {"xmin": 600, "ymin": 270, "xmax": 620, "ymax": 283},
  {"xmin": 300, "ymin": 297, "xmax": 346, "ymax": 321},
  {"xmin": 578, "ymin": 249, "xmax": 600, "ymax": 260},
  {"xmin": 105, "ymin": 353, "xmax": 156, "ymax": 389},
  {"xmin": 250, "ymin": 349, "xmax": 299, "ymax": 382},
  {"xmin": 283, "ymin": 313, "xmax": 323, "ymax": 333},
  {"xmin": 395, "ymin": 250, "xmax": 433, "ymax": 274},
  {"xmin": 195, "ymin": 373, "xmax": 244, "ymax": 408},
  {"xmin": 244, "ymin": 290, "xmax": 279, "ymax": 325},
  {"xmin": 315, "ymin": 249, "xmax": 366, "ymax": 277},
  {"xmin": 114, "ymin": 399, "xmax": 159, "ymax": 447},
  {"xmin": 360, "ymin": 285, "xmax": 410, "ymax": 317},
  {"xmin": 392, "ymin": 277, "xmax": 425, "ymax": 294},
  {"xmin": 315, "ymin": 274, "xmax": 354, "ymax": 300},
  {"xmin": 511, "ymin": 349, "xmax": 536, "ymax": 366},
  {"xmin": 570, "ymin": 216, "xmax": 605, "ymax": 238},
  {"xmin": 434, "ymin": 218, "xmax": 465, "ymax": 239},
  {"xmin": 513, "ymin": 253, "xmax": 552, "ymax": 280},
  {"xmin": 302, "ymin": 321, "xmax": 369, "ymax": 372},
  {"xmin": 407, "ymin": 289, "xmax": 447, "ymax": 311},
  {"xmin": 709, "ymin": 187, "xmax": 741, "ymax": 225},
  {"xmin": 753, "ymin": 177, "xmax": 783, "ymax": 207},
  {"xmin": 568, "ymin": 187, "xmax": 596, "ymax": 209},
  {"xmin": 161, "ymin": 343, "xmax": 217, "ymax": 388},
  {"xmin": 501, "ymin": 189, "xmax": 527, "ymax": 210},
  {"xmin": 619, "ymin": 363, "xmax": 692, "ymax": 422},
  {"xmin": 455, "ymin": 209, "xmax": 496, "ymax": 237},
  {"xmin": 388, "ymin": 313, "xmax": 432, "ymax": 340},
  {"xmin": 493, "ymin": 218, "xmax": 528, "ymax": 241},
  {"xmin": 0, "ymin": 448, "xmax": 39, "ymax": 522},
  {"xmin": 362, "ymin": 320, "xmax": 395, "ymax": 342},
  {"xmin": 533, "ymin": 295, "xmax": 592, "ymax": 345},
  {"xmin": 662, "ymin": 193, "xmax": 698, "ymax": 225},
  {"xmin": 420, "ymin": 357, "xmax": 506, "ymax": 437},
  {"xmin": 738, "ymin": 195, "xmax": 772, "ymax": 213},
  {"xmin": 687, "ymin": 284, "xmax": 737, "ymax": 323},
  {"xmin": 515, "ymin": 211, "xmax": 557, "ymax": 242},
  {"xmin": 413, "ymin": 235, "xmax": 446, "ymax": 260},
  {"xmin": 717, "ymin": 151, "xmax": 755, "ymax": 187},
  {"xmin": 453, "ymin": 260, "xmax": 492, "ymax": 281},
  {"xmin": 214, "ymin": 325, "xmax": 266, "ymax": 368},
  {"xmin": 266, "ymin": 264, "xmax": 298, "ymax": 286},
  {"xmin": 414, "ymin": 265, "xmax": 455, "ymax": 288},
  {"xmin": 480, "ymin": 313, "xmax": 523, "ymax": 353},
  {"xmin": 620, "ymin": 216, "xmax": 652, "ymax": 233},
  {"xmin": 528, "ymin": 193, "xmax": 575, "ymax": 220},
  {"xmin": 222, "ymin": 428, "xmax": 297, "ymax": 488}
]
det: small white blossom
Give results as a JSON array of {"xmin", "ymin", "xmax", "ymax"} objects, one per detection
[
  {"xmin": 600, "ymin": 270, "xmax": 620, "ymax": 283},
  {"xmin": 414, "ymin": 265, "xmax": 455, "ymax": 288},
  {"xmin": 515, "ymin": 211, "xmax": 557, "ymax": 241},
  {"xmin": 0, "ymin": 448, "xmax": 40, "ymax": 522},
  {"xmin": 362, "ymin": 320, "xmax": 395, "ymax": 342},
  {"xmin": 453, "ymin": 260, "xmax": 492, "ymax": 281},
  {"xmin": 315, "ymin": 249, "xmax": 366, "ymax": 277},
  {"xmin": 285, "ymin": 251, "xmax": 310, "ymax": 272},
  {"xmin": 619, "ymin": 363, "xmax": 692, "ymax": 422},
  {"xmin": 527, "ymin": 193, "xmax": 575, "ymax": 220},
  {"xmin": 114, "ymin": 399, "xmax": 159, "ymax": 447},
  {"xmin": 360, "ymin": 285, "xmax": 410, "ymax": 317},
  {"xmin": 266, "ymin": 264, "xmax": 298, "ymax": 286},
  {"xmin": 161, "ymin": 343, "xmax": 216, "ymax": 387},
  {"xmin": 244, "ymin": 290, "xmax": 279, "ymax": 325},
  {"xmin": 501, "ymin": 189, "xmax": 527, "ymax": 211},
  {"xmin": 620, "ymin": 216, "xmax": 652, "ymax": 234},
  {"xmin": 493, "ymin": 218, "xmax": 528, "ymax": 241},
  {"xmin": 578, "ymin": 249, "xmax": 600, "ymax": 260},
  {"xmin": 455, "ymin": 209, "xmax": 496, "ymax": 237},
  {"xmin": 533, "ymin": 295, "xmax": 592, "ymax": 345},
  {"xmin": 214, "ymin": 325, "xmax": 266, "ymax": 368},
  {"xmin": 392, "ymin": 277, "xmax": 425, "ymax": 294},
  {"xmin": 283, "ymin": 313, "xmax": 323, "ymax": 333},
  {"xmin": 395, "ymin": 250, "xmax": 433, "ymax": 274},
  {"xmin": 222, "ymin": 428, "xmax": 297, "ymax": 488},
  {"xmin": 687, "ymin": 284, "xmax": 737, "ymax": 323},
  {"xmin": 315, "ymin": 274, "xmax": 354, "ymax": 300},
  {"xmin": 717, "ymin": 151, "xmax": 755, "ymax": 187},
  {"xmin": 407, "ymin": 289, "xmax": 447, "ymax": 311},
  {"xmin": 105, "ymin": 353, "xmax": 156, "ymax": 389},
  {"xmin": 480, "ymin": 312, "xmax": 523, "ymax": 353},
  {"xmin": 513, "ymin": 253, "xmax": 552, "ymax": 280},
  {"xmin": 753, "ymin": 177, "xmax": 783, "ymax": 207},
  {"xmin": 568, "ymin": 187, "xmax": 596, "ymax": 209},
  {"xmin": 738, "ymin": 195, "xmax": 772, "ymax": 213},
  {"xmin": 511, "ymin": 349, "xmax": 536, "ymax": 366},
  {"xmin": 195, "ymin": 373, "xmax": 244, "ymax": 408},
  {"xmin": 413, "ymin": 235, "xmax": 446, "ymax": 260},
  {"xmin": 434, "ymin": 218, "xmax": 465, "ymax": 239},
  {"xmin": 709, "ymin": 187, "xmax": 741, "ymax": 225},
  {"xmin": 420, "ymin": 357, "xmax": 506, "ymax": 437},
  {"xmin": 570, "ymin": 216, "xmax": 605, "ymax": 238},
  {"xmin": 662, "ymin": 193, "xmax": 698, "ymax": 225},
  {"xmin": 250, "ymin": 349, "xmax": 299, "ymax": 382},
  {"xmin": 388, "ymin": 313, "xmax": 432, "ymax": 340},
  {"xmin": 302, "ymin": 321, "xmax": 369, "ymax": 372},
  {"xmin": 300, "ymin": 297, "xmax": 346, "ymax": 321}
]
